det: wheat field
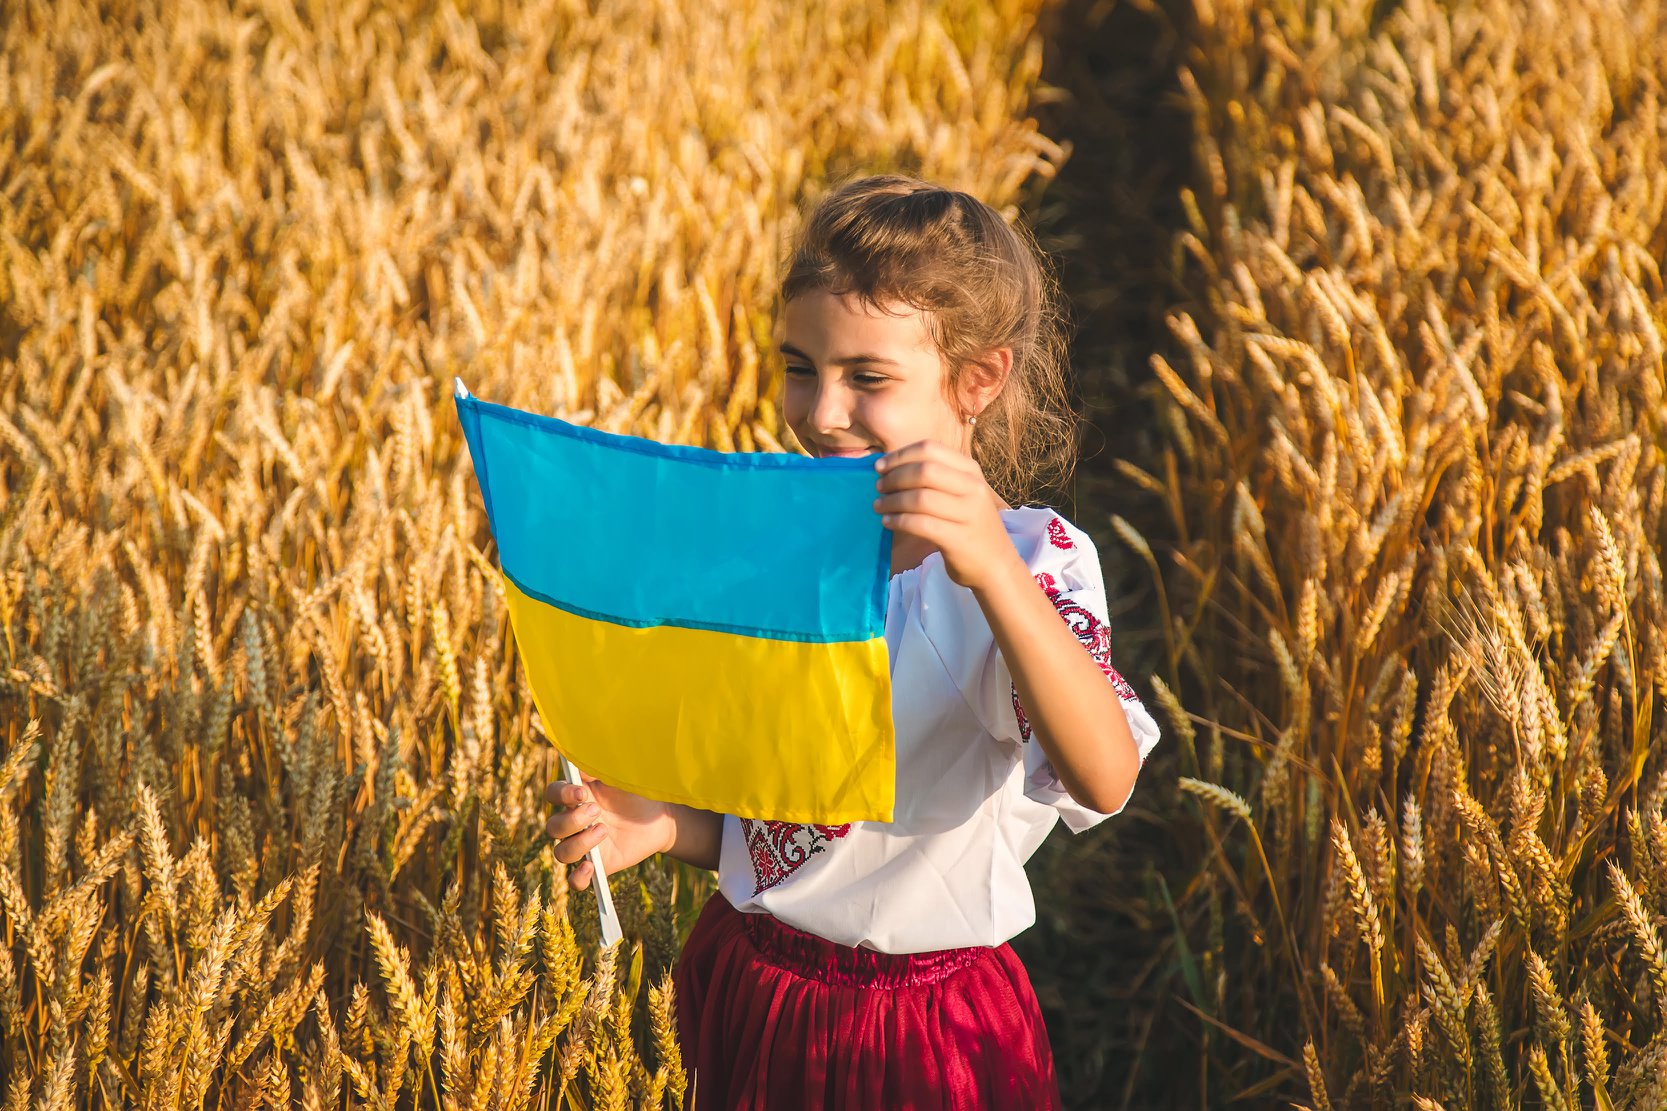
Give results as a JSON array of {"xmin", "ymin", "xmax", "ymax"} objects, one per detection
[
  {"xmin": 0, "ymin": 0, "xmax": 1063, "ymax": 1104},
  {"xmin": 12, "ymin": 0, "xmax": 1667, "ymax": 1105},
  {"xmin": 1135, "ymin": 0, "xmax": 1667, "ymax": 1106}
]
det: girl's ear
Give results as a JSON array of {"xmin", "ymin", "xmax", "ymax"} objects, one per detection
[{"xmin": 958, "ymin": 347, "xmax": 1013, "ymax": 420}]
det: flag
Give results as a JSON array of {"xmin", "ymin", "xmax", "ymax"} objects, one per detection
[{"xmin": 453, "ymin": 379, "xmax": 896, "ymax": 824}]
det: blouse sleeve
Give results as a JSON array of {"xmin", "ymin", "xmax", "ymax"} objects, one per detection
[{"xmin": 916, "ymin": 509, "xmax": 1162, "ymax": 834}]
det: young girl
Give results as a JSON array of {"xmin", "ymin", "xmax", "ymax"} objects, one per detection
[{"xmin": 542, "ymin": 174, "xmax": 1161, "ymax": 1109}]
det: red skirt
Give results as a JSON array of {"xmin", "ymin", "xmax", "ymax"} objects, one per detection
[{"xmin": 672, "ymin": 890, "xmax": 1062, "ymax": 1110}]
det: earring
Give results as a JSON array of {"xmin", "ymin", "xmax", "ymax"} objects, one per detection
[{"xmin": 967, "ymin": 415, "xmax": 977, "ymax": 426}]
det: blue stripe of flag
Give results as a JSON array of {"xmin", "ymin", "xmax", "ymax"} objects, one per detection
[{"xmin": 455, "ymin": 384, "xmax": 892, "ymax": 644}]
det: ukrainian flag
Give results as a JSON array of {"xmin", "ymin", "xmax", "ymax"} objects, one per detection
[{"xmin": 454, "ymin": 380, "xmax": 896, "ymax": 824}]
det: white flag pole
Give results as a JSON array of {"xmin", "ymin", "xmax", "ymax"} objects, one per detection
[{"xmin": 561, "ymin": 754, "xmax": 624, "ymax": 948}]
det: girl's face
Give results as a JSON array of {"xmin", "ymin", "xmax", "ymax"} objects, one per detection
[{"xmin": 779, "ymin": 289, "xmax": 974, "ymax": 460}]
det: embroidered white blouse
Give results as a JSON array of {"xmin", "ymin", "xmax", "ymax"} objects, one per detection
[{"xmin": 715, "ymin": 506, "xmax": 1163, "ymax": 954}]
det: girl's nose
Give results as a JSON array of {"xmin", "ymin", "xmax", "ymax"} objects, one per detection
[{"xmin": 809, "ymin": 383, "xmax": 855, "ymax": 435}]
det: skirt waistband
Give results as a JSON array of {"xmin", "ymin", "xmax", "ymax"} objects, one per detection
[{"xmin": 737, "ymin": 902, "xmax": 992, "ymax": 989}]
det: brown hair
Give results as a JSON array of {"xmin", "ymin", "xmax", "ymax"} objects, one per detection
[{"xmin": 780, "ymin": 174, "xmax": 1078, "ymax": 506}]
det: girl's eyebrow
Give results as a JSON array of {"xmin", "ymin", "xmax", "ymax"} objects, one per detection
[{"xmin": 778, "ymin": 342, "xmax": 899, "ymax": 368}]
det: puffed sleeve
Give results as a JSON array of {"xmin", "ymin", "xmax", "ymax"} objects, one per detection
[{"xmin": 917, "ymin": 508, "xmax": 1161, "ymax": 833}]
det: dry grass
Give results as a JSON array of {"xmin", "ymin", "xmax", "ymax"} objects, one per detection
[
  {"xmin": 0, "ymin": 0, "xmax": 1061, "ymax": 1102},
  {"xmin": 1135, "ymin": 0, "xmax": 1667, "ymax": 1105}
]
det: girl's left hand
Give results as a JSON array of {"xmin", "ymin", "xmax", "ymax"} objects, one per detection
[{"xmin": 874, "ymin": 440, "xmax": 1020, "ymax": 592}]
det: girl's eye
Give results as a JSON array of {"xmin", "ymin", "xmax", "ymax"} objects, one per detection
[{"xmin": 782, "ymin": 365, "xmax": 887, "ymax": 387}]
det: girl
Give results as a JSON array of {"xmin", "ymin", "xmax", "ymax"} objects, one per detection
[{"xmin": 542, "ymin": 174, "xmax": 1161, "ymax": 1109}]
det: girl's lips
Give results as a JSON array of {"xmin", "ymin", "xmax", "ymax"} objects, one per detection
[{"xmin": 813, "ymin": 446, "xmax": 878, "ymax": 457}]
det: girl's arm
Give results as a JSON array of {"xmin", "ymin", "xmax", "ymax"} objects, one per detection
[
  {"xmin": 664, "ymin": 803, "xmax": 724, "ymax": 870},
  {"xmin": 875, "ymin": 440, "xmax": 1142, "ymax": 815},
  {"xmin": 970, "ymin": 554, "xmax": 1143, "ymax": 815},
  {"xmin": 545, "ymin": 780, "xmax": 724, "ymax": 889}
]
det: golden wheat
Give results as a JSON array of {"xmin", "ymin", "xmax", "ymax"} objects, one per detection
[{"xmin": 1138, "ymin": 0, "xmax": 1667, "ymax": 1104}]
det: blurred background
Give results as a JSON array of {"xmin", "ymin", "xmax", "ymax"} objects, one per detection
[{"xmin": 3, "ymin": 0, "xmax": 1666, "ymax": 1107}]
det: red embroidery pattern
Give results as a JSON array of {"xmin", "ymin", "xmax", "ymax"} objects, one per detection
[
  {"xmin": 1045, "ymin": 516, "xmax": 1075, "ymax": 550},
  {"xmin": 740, "ymin": 818, "xmax": 852, "ymax": 895},
  {"xmin": 1014, "ymin": 573, "xmax": 1139, "ymax": 744}
]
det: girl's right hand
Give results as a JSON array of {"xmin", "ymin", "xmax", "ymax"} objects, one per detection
[{"xmin": 543, "ymin": 775, "xmax": 677, "ymax": 890}]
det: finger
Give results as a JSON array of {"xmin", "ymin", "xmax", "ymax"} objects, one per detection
[
  {"xmin": 875, "ymin": 441, "xmax": 933, "ymax": 472},
  {"xmin": 879, "ymin": 512, "xmax": 952, "ymax": 546},
  {"xmin": 551, "ymin": 781, "xmax": 592, "ymax": 808},
  {"xmin": 567, "ymin": 859, "xmax": 594, "ymax": 891},
  {"xmin": 875, "ymin": 488, "xmax": 966, "ymax": 521},
  {"xmin": 551, "ymin": 820, "xmax": 609, "ymax": 865},
  {"xmin": 545, "ymin": 801, "xmax": 600, "ymax": 841},
  {"xmin": 875, "ymin": 459, "xmax": 978, "ymax": 494}
]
